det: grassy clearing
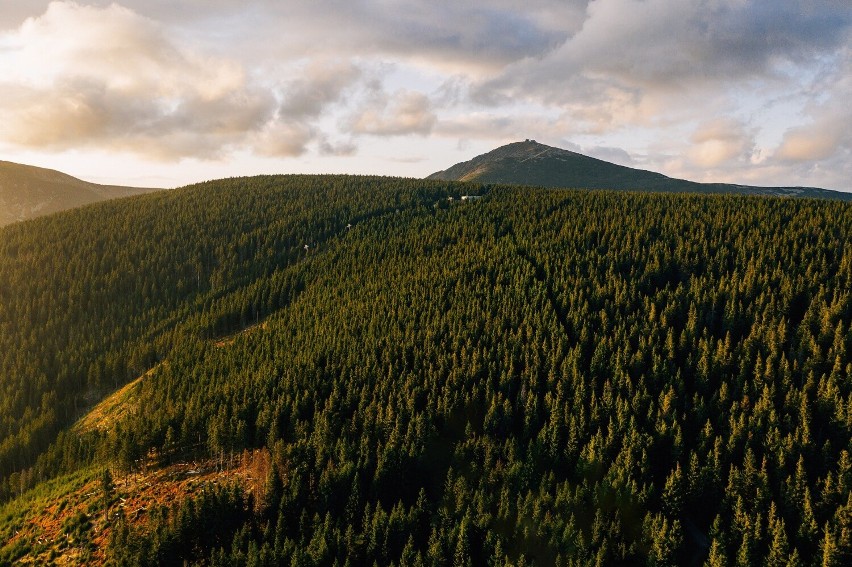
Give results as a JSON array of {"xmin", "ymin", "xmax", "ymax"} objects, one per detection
[
  {"xmin": 212, "ymin": 320, "xmax": 269, "ymax": 348},
  {"xmin": 72, "ymin": 365, "xmax": 160, "ymax": 435},
  {"xmin": 0, "ymin": 467, "xmax": 98, "ymax": 566}
]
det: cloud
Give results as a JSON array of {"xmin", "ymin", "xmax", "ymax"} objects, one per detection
[
  {"xmin": 254, "ymin": 59, "xmax": 364, "ymax": 157},
  {"xmin": 0, "ymin": 1, "xmax": 580, "ymax": 70},
  {"xmin": 775, "ymin": 127, "xmax": 841, "ymax": 163},
  {"xmin": 766, "ymin": 47, "xmax": 852, "ymax": 188},
  {"xmin": 257, "ymin": 1, "xmax": 576, "ymax": 73},
  {"xmin": 687, "ymin": 118, "xmax": 754, "ymax": 168},
  {"xmin": 0, "ymin": 2, "xmax": 367, "ymax": 159},
  {"xmin": 251, "ymin": 122, "xmax": 316, "ymax": 158},
  {"xmin": 0, "ymin": 80, "xmax": 276, "ymax": 160},
  {"xmin": 583, "ymin": 145, "xmax": 635, "ymax": 166},
  {"xmin": 318, "ymin": 138, "xmax": 358, "ymax": 157},
  {"xmin": 4, "ymin": 2, "xmax": 245, "ymax": 97},
  {"xmin": 774, "ymin": 47, "xmax": 852, "ymax": 164},
  {"xmin": 474, "ymin": 0, "xmax": 852, "ymax": 131},
  {"xmin": 279, "ymin": 60, "xmax": 362, "ymax": 119},
  {"xmin": 386, "ymin": 156, "xmax": 427, "ymax": 163},
  {"xmin": 348, "ymin": 90, "xmax": 436, "ymax": 136},
  {"xmin": 0, "ymin": 2, "xmax": 277, "ymax": 158},
  {"xmin": 435, "ymin": 112, "xmax": 573, "ymax": 143}
]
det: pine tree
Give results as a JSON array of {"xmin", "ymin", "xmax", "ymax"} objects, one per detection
[{"xmin": 704, "ymin": 539, "xmax": 726, "ymax": 567}]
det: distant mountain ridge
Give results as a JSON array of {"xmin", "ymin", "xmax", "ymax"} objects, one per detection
[
  {"xmin": 0, "ymin": 160, "xmax": 159, "ymax": 226},
  {"xmin": 428, "ymin": 140, "xmax": 852, "ymax": 200}
]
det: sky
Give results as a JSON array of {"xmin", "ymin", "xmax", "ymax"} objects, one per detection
[{"xmin": 0, "ymin": 1, "xmax": 850, "ymax": 191}]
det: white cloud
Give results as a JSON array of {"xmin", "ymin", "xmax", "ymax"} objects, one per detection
[
  {"xmin": 687, "ymin": 118, "xmax": 754, "ymax": 169},
  {"xmin": 0, "ymin": 2, "xmax": 277, "ymax": 159},
  {"xmin": 775, "ymin": 127, "xmax": 841, "ymax": 163},
  {"xmin": 251, "ymin": 122, "xmax": 316, "ymax": 158},
  {"xmin": 727, "ymin": 42, "xmax": 846, "ymax": 190},
  {"xmin": 4, "ymin": 2, "xmax": 244, "ymax": 97},
  {"xmin": 0, "ymin": 3, "xmax": 370, "ymax": 160},
  {"xmin": 348, "ymin": 89, "xmax": 436, "ymax": 136}
]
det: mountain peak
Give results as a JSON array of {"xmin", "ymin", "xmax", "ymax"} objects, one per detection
[
  {"xmin": 486, "ymin": 139, "xmax": 551, "ymax": 155},
  {"xmin": 464, "ymin": 140, "xmax": 578, "ymax": 162},
  {"xmin": 427, "ymin": 140, "xmax": 670, "ymax": 188},
  {"xmin": 427, "ymin": 141, "xmax": 850, "ymax": 200}
]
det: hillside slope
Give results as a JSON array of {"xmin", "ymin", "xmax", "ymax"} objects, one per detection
[
  {"xmin": 0, "ymin": 160, "xmax": 158, "ymax": 226},
  {"xmin": 428, "ymin": 140, "xmax": 852, "ymax": 200},
  {"xmin": 1, "ymin": 176, "xmax": 851, "ymax": 565}
]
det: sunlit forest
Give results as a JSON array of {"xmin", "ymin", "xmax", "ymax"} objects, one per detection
[{"xmin": 1, "ymin": 175, "xmax": 851, "ymax": 565}]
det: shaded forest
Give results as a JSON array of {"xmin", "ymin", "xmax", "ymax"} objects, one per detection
[{"xmin": 1, "ymin": 175, "xmax": 851, "ymax": 565}]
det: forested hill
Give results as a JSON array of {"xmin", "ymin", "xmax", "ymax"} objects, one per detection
[
  {"xmin": 428, "ymin": 140, "xmax": 852, "ymax": 201},
  {"xmin": 1, "ymin": 175, "xmax": 851, "ymax": 565},
  {"xmin": 0, "ymin": 160, "xmax": 158, "ymax": 226}
]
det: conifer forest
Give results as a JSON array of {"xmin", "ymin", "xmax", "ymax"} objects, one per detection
[{"xmin": 1, "ymin": 175, "xmax": 851, "ymax": 566}]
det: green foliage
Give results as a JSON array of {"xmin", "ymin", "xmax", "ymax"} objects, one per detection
[
  {"xmin": 106, "ymin": 485, "xmax": 250, "ymax": 566},
  {"xmin": 0, "ymin": 467, "xmax": 96, "ymax": 565},
  {"xmin": 1, "ymin": 175, "xmax": 851, "ymax": 565}
]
